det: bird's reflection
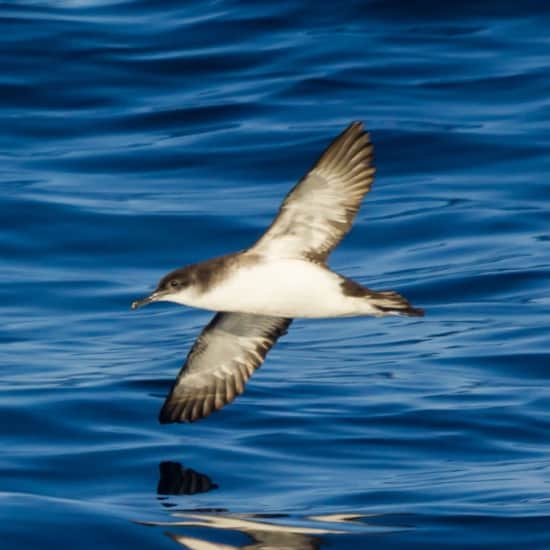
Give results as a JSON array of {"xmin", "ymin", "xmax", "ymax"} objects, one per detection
[
  {"xmin": 160, "ymin": 512, "xmax": 378, "ymax": 550},
  {"xmin": 166, "ymin": 512, "xmax": 329, "ymax": 550},
  {"xmin": 146, "ymin": 461, "xmax": 397, "ymax": 549},
  {"xmin": 158, "ymin": 462, "xmax": 218, "ymax": 496}
]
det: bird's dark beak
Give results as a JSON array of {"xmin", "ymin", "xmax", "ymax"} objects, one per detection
[{"xmin": 131, "ymin": 290, "xmax": 163, "ymax": 310}]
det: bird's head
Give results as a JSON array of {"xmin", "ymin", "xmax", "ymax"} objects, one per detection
[{"xmin": 131, "ymin": 268, "xmax": 192, "ymax": 310}]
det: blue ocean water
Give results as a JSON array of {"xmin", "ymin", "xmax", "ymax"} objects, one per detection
[{"xmin": 1, "ymin": 1, "xmax": 550, "ymax": 548}]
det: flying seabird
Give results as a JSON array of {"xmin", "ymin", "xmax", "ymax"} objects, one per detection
[{"xmin": 132, "ymin": 122, "xmax": 423, "ymax": 423}]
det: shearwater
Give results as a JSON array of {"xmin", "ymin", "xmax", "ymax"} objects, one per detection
[{"xmin": 132, "ymin": 122, "xmax": 424, "ymax": 423}]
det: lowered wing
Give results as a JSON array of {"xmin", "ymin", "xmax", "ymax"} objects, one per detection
[{"xmin": 159, "ymin": 313, "xmax": 291, "ymax": 423}]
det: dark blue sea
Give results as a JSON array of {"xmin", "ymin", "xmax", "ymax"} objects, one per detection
[{"xmin": 2, "ymin": 1, "xmax": 550, "ymax": 548}]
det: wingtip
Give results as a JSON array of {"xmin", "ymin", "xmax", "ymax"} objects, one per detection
[
  {"xmin": 158, "ymin": 405, "xmax": 176, "ymax": 424},
  {"xmin": 344, "ymin": 120, "xmax": 365, "ymax": 135},
  {"xmin": 158, "ymin": 395, "xmax": 222, "ymax": 424},
  {"xmin": 158, "ymin": 398, "xmax": 188, "ymax": 424}
]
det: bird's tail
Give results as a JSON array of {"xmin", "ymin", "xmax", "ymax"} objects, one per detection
[{"xmin": 366, "ymin": 289, "xmax": 424, "ymax": 317}]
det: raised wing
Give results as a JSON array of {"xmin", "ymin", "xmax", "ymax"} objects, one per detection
[
  {"xmin": 159, "ymin": 313, "xmax": 291, "ymax": 423},
  {"xmin": 251, "ymin": 121, "xmax": 375, "ymax": 263}
]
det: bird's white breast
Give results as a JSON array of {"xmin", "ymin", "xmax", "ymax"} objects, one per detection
[{"xmin": 178, "ymin": 257, "xmax": 361, "ymax": 318}]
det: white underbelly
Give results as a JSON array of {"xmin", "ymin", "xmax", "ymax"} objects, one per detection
[{"xmin": 187, "ymin": 258, "xmax": 359, "ymax": 318}]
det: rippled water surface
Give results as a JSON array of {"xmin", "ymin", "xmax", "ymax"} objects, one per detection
[{"xmin": 2, "ymin": 1, "xmax": 550, "ymax": 548}]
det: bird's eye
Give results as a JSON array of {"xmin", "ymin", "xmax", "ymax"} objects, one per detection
[{"xmin": 169, "ymin": 280, "xmax": 180, "ymax": 289}]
